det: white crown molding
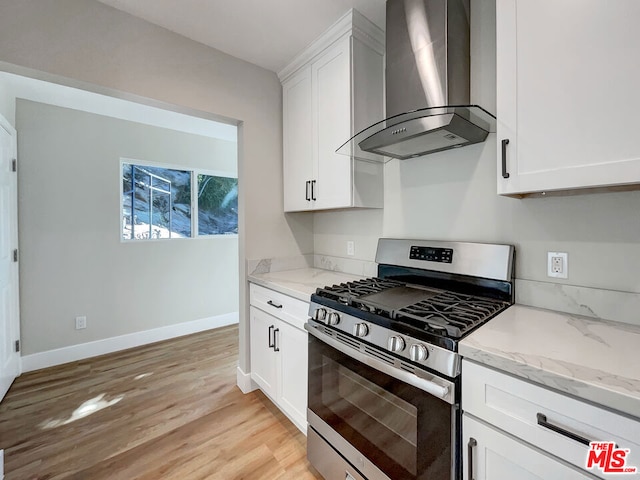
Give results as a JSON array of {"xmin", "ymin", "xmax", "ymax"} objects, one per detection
[
  {"xmin": 21, "ymin": 312, "xmax": 239, "ymax": 372},
  {"xmin": 278, "ymin": 8, "xmax": 385, "ymax": 82}
]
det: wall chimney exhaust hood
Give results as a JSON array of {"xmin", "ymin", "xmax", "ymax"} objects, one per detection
[{"xmin": 337, "ymin": 0, "xmax": 496, "ymax": 163}]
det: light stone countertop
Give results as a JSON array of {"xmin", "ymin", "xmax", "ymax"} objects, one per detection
[
  {"xmin": 248, "ymin": 267, "xmax": 365, "ymax": 302},
  {"xmin": 460, "ymin": 304, "xmax": 640, "ymax": 419}
]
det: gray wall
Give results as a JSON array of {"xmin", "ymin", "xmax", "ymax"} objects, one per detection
[
  {"xmin": 16, "ymin": 100, "xmax": 239, "ymax": 355},
  {"xmin": 0, "ymin": 81, "xmax": 10, "ymax": 121},
  {"xmin": 314, "ymin": 0, "xmax": 640, "ymax": 295},
  {"xmin": 0, "ymin": 0, "xmax": 314, "ymax": 369}
]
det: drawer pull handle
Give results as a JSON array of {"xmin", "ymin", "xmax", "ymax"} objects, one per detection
[
  {"xmin": 267, "ymin": 300, "xmax": 283, "ymax": 309},
  {"xmin": 273, "ymin": 328, "xmax": 280, "ymax": 352},
  {"xmin": 536, "ymin": 413, "xmax": 592, "ymax": 446},
  {"xmin": 268, "ymin": 325, "xmax": 275, "ymax": 348},
  {"xmin": 468, "ymin": 437, "xmax": 477, "ymax": 480}
]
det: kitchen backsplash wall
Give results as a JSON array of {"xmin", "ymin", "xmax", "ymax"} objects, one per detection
[
  {"xmin": 247, "ymin": 254, "xmax": 313, "ymax": 275},
  {"xmin": 313, "ymin": 0, "xmax": 640, "ymax": 325}
]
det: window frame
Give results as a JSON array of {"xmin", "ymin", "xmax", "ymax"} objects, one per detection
[{"xmin": 119, "ymin": 157, "xmax": 238, "ymax": 242}]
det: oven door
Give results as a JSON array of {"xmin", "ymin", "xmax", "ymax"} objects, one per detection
[{"xmin": 306, "ymin": 322, "xmax": 460, "ymax": 480}]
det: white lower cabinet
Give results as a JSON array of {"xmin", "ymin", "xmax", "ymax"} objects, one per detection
[
  {"xmin": 462, "ymin": 359, "xmax": 640, "ymax": 480},
  {"xmin": 249, "ymin": 306, "xmax": 278, "ymax": 397},
  {"xmin": 249, "ymin": 283, "xmax": 308, "ymax": 434},
  {"xmin": 463, "ymin": 414, "xmax": 592, "ymax": 480},
  {"xmin": 276, "ymin": 318, "xmax": 308, "ymax": 426}
]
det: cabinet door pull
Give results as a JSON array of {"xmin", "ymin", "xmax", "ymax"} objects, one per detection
[
  {"xmin": 536, "ymin": 413, "xmax": 592, "ymax": 446},
  {"xmin": 273, "ymin": 328, "xmax": 280, "ymax": 352},
  {"xmin": 501, "ymin": 139, "xmax": 510, "ymax": 178},
  {"xmin": 268, "ymin": 325, "xmax": 275, "ymax": 348},
  {"xmin": 305, "ymin": 181, "xmax": 311, "ymax": 201},
  {"xmin": 311, "ymin": 180, "xmax": 317, "ymax": 201},
  {"xmin": 468, "ymin": 437, "xmax": 477, "ymax": 480},
  {"xmin": 267, "ymin": 300, "xmax": 283, "ymax": 309}
]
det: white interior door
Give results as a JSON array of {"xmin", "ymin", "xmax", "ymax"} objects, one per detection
[{"xmin": 0, "ymin": 114, "xmax": 20, "ymax": 402}]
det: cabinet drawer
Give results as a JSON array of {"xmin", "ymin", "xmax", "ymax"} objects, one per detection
[
  {"xmin": 249, "ymin": 283, "xmax": 309, "ymax": 330},
  {"xmin": 463, "ymin": 414, "xmax": 593, "ymax": 480},
  {"xmin": 462, "ymin": 360, "xmax": 640, "ymax": 478}
]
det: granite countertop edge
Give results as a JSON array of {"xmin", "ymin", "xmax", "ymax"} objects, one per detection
[
  {"xmin": 459, "ymin": 305, "xmax": 640, "ymax": 420},
  {"xmin": 248, "ymin": 267, "xmax": 365, "ymax": 303}
]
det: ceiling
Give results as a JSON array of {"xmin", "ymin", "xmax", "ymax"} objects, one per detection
[{"xmin": 96, "ymin": 0, "xmax": 386, "ymax": 73}]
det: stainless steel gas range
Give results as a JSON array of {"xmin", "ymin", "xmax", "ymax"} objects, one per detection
[{"xmin": 305, "ymin": 239, "xmax": 515, "ymax": 480}]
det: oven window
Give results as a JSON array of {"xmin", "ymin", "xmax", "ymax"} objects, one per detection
[{"xmin": 308, "ymin": 335, "xmax": 454, "ymax": 480}]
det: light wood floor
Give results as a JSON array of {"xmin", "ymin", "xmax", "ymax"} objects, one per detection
[{"xmin": 0, "ymin": 325, "xmax": 322, "ymax": 480}]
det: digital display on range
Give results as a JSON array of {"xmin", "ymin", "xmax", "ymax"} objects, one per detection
[{"xmin": 409, "ymin": 246, "xmax": 453, "ymax": 263}]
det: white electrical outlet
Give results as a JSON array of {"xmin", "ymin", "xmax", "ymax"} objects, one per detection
[
  {"xmin": 347, "ymin": 241, "xmax": 355, "ymax": 256},
  {"xmin": 547, "ymin": 252, "xmax": 568, "ymax": 279},
  {"xmin": 75, "ymin": 316, "xmax": 87, "ymax": 330}
]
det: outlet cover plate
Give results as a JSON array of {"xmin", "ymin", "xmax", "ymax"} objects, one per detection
[
  {"xmin": 347, "ymin": 241, "xmax": 355, "ymax": 256},
  {"xmin": 547, "ymin": 252, "xmax": 568, "ymax": 279},
  {"xmin": 75, "ymin": 316, "xmax": 87, "ymax": 330}
]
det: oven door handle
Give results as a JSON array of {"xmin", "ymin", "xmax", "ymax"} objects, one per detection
[{"xmin": 305, "ymin": 322, "xmax": 453, "ymax": 404}]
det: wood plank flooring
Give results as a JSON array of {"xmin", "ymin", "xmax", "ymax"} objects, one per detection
[{"xmin": 0, "ymin": 325, "xmax": 322, "ymax": 479}]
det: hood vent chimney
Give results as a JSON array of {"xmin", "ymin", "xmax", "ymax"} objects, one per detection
[{"xmin": 338, "ymin": 0, "xmax": 496, "ymax": 162}]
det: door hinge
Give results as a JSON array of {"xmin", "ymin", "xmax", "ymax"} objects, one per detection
[
  {"xmin": 15, "ymin": 340, "xmax": 20, "ymax": 352},
  {"xmin": 13, "ymin": 249, "xmax": 18, "ymax": 262},
  {"xmin": 11, "ymin": 158, "xmax": 17, "ymax": 172}
]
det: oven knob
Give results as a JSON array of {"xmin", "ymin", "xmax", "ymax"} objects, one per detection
[
  {"xmin": 387, "ymin": 335, "xmax": 406, "ymax": 353},
  {"xmin": 327, "ymin": 312, "xmax": 341, "ymax": 326},
  {"xmin": 313, "ymin": 308, "xmax": 327, "ymax": 322},
  {"xmin": 353, "ymin": 323, "xmax": 369, "ymax": 337},
  {"xmin": 409, "ymin": 344, "xmax": 429, "ymax": 362}
]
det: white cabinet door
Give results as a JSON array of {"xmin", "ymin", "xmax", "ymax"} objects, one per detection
[
  {"xmin": 463, "ymin": 415, "xmax": 593, "ymax": 480},
  {"xmin": 312, "ymin": 36, "xmax": 353, "ymax": 210},
  {"xmin": 249, "ymin": 306, "xmax": 277, "ymax": 398},
  {"xmin": 283, "ymin": 66, "xmax": 314, "ymax": 212},
  {"xmin": 276, "ymin": 319, "xmax": 308, "ymax": 432},
  {"xmin": 497, "ymin": 0, "xmax": 640, "ymax": 195}
]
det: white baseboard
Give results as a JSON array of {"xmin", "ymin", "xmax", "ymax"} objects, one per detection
[
  {"xmin": 236, "ymin": 365, "xmax": 257, "ymax": 394},
  {"xmin": 21, "ymin": 312, "xmax": 239, "ymax": 373},
  {"xmin": 0, "ymin": 448, "xmax": 4, "ymax": 480}
]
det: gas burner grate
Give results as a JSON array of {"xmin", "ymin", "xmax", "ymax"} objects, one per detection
[
  {"xmin": 314, "ymin": 277, "xmax": 510, "ymax": 340},
  {"xmin": 315, "ymin": 278, "xmax": 404, "ymax": 305},
  {"xmin": 395, "ymin": 292, "xmax": 509, "ymax": 338}
]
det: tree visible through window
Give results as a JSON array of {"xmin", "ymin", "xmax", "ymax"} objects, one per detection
[
  {"xmin": 198, "ymin": 174, "xmax": 238, "ymax": 235},
  {"xmin": 122, "ymin": 162, "xmax": 237, "ymax": 240}
]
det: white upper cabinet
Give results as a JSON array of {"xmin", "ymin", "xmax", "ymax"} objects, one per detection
[
  {"xmin": 496, "ymin": 0, "xmax": 640, "ymax": 196},
  {"xmin": 282, "ymin": 67, "xmax": 313, "ymax": 212},
  {"xmin": 279, "ymin": 9, "xmax": 384, "ymax": 212}
]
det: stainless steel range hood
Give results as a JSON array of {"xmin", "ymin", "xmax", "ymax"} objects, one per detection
[{"xmin": 338, "ymin": 0, "xmax": 496, "ymax": 163}]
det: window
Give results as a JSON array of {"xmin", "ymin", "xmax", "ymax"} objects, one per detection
[
  {"xmin": 197, "ymin": 174, "xmax": 238, "ymax": 236},
  {"xmin": 121, "ymin": 161, "xmax": 237, "ymax": 240}
]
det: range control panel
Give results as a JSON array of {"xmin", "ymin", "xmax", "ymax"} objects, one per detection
[{"xmin": 409, "ymin": 246, "xmax": 453, "ymax": 263}]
